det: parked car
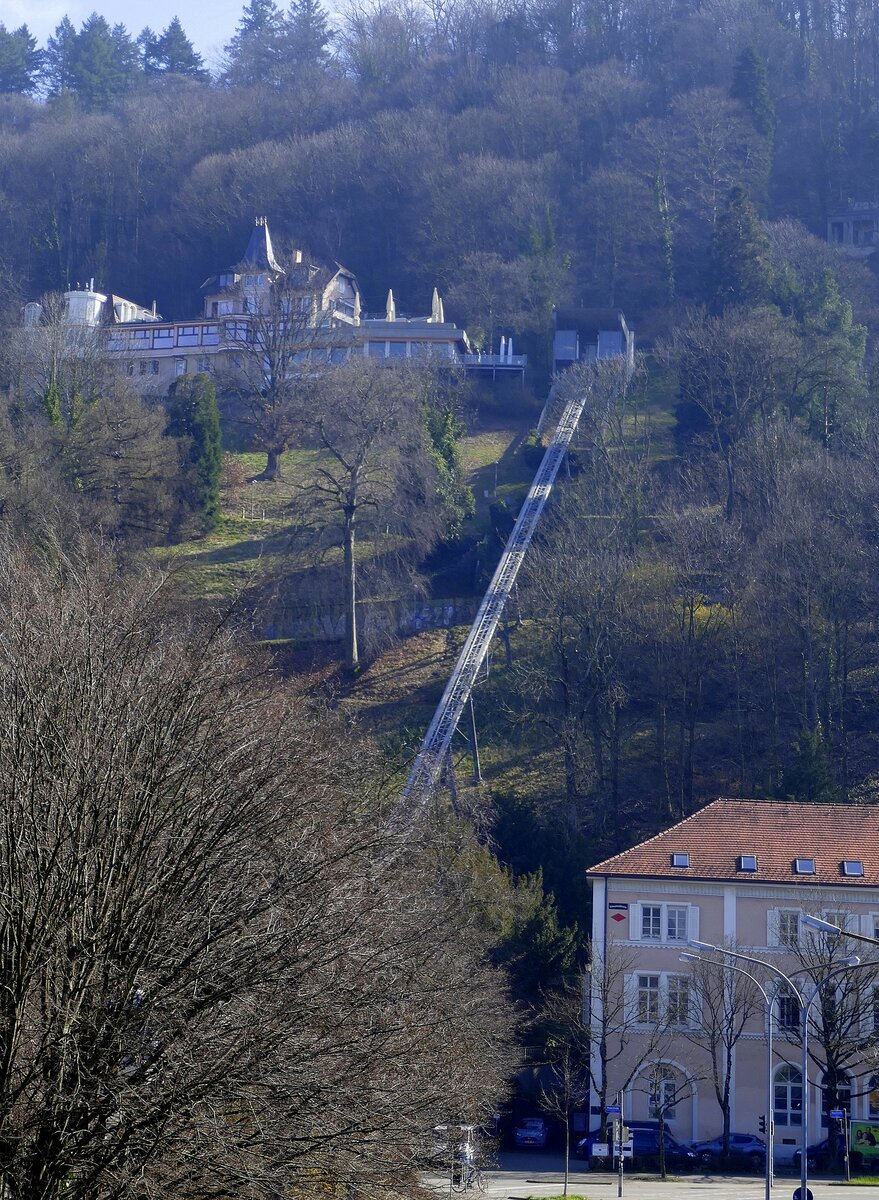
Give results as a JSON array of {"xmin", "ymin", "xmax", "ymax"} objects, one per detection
[
  {"xmin": 690, "ymin": 1133, "xmax": 767, "ymax": 1169},
  {"xmin": 514, "ymin": 1117, "xmax": 548, "ymax": 1149},
  {"xmin": 793, "ymin": 1133, "xmax": 861, "ymax": 1172},
  {"xmin": 575, "ymin": 1122, "xmax": 697, "ymax": 1170}
]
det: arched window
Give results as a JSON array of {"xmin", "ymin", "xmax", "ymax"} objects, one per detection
[
  {"xmin": 774, "ymin": 1064, "xmax": 803, "ymax": 1127},
  {"xmin": 821, "ymin": 1072, "xmax": 852, "ymax": 1125},
  {"xmin": 868, "ymin": 1076, "xmax": 879, "ymax": 1120},
  {"xmin": 648, "ymin": 1065, "xmax": 681, "ymax": 1120}
]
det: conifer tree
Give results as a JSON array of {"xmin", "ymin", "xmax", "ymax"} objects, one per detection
[
  {"xmin": 707, "ymin": 183, "xmax": 772, "ymax": 312},
  {"xmin": 56, "ymin": 16, "xmax": 141, "ymax": 109},
  {"xmin": 42, "ymin": 17, "xmax": 78, "ymax": 95},
  {"xmin": 731, "ymin": 46, "xmax": 776, "ymax": 140},
  {"xmin": 283, "ymin": 0, "xmax": 332, "ymax": 72},
  {"xmin": 166, "ymin": 373, "xmax": 223, "ymax": 532},
  {"xmin": 0, "ymin": 24, "xmax": 41, "ymax": 94},
  {"xmin": 153, "ymin": 17, "xmax": 208, "ymax": 78},
  {"xmin": 137, "ymin": 26, "xmax": 161, "ymax": 73},
  {"xmin": 223, "ymin": 0, "xmax": 286, "ymax": 87}
]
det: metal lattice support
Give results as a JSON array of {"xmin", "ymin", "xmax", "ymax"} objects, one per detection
[{"xmin": 394, "ymin": 367, "xmax": 610, "ymax": 828}]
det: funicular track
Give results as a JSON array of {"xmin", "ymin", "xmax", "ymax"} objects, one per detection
[{"xmin": 395, "ymin": 369, "xmax": 604, "ymax": 826}]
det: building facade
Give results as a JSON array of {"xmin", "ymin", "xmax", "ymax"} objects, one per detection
[
  {"xmin": 30, "ymin": 219, "xmax": 526, "ymax": 390},
  {"xmin": 827, "ymin": 202, "xmax": 879, "ymax": 256},
  {"xmin": 587, "ymin": 800, "xmax": 879, "ymax": 1163}
]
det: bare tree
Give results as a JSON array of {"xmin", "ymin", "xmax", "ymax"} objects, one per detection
[
  {"xmin": 0, "ymin": 531, "xmax": 515, "ymax": 1200},
  {"xmin": 538, "ymin": 986, "xmax": 591, "ymax": 1195},
  {"xmin": 682, "ymin": 948, "xmax": 764, "ymax": 1162},
  {"xmin": 776, "ymin": 912, "xmax": 879, "ymax": 1169},
  {"xmin": 583, "ymin": 941, "xmax": 670, "ymax": 1150},
  {"xmin": 217, "ymin": 264, "xmax": 349, "ymax": 481},
  {"xmin": 301, "ymin": 357, "xmax": 446, "ymax": 672},
  {"xmin": 637, "ymin": 1059, "xmax": 696, "ymax": 1179}
]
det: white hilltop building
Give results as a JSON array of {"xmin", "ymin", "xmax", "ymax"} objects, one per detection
[{"xmin": 26, "ymin": 219, "xmax": 526, "ymax": 390}]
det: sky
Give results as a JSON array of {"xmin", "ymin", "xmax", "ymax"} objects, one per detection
[{"xmin": 6, "ymin": 0, "xmax": 254, "ymax": 71}]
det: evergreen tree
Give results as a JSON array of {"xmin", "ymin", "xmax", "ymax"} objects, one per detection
[
  {"xmin": 68, "ymin": 15, "xmax": 140, "ymax": 109},
  {"xmin": 223, "ymin": 0, "xmax": 286, "ymax": 87},
  {"xmin": 166, "ymin": 373, "xmax": 223, "ymax": 532},
  {"xmin": 137, "ymin": 27, "xmax": 161, "ymax": 73},
  {"xmin": 707, "ymin": 184, "xmax": 773, "ymax": 312},
  {"xmin": 731, "ymin": 46, "xmax": 776, "ymax": 140},
  {"xmin": 153, "ymin": 17, "xmax": 208, "ymax": 78},
  {"xmin": 779, "ymin": 727, "xmax": 840, "ymax": 804},
  {"xmin": 282, "ymin": 0, "xmax": 332, "ymax": 73},
  {"xmin": 0, "ymin": 24, "xmax": 41, "ymax": 94},
  {"xmin": 42, "ymin": 17, "xmax": 78, "ymax": 95}
]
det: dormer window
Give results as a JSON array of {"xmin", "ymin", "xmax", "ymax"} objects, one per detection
[
  {"xmin": 737, "ymin": 854, "xmax": 758, "ymax": 872},
  {"xmin": 671, "ymin": 853, "xmax": 690, "ymax": 868},
  {"xmin": 794, "ymin": 858, "xmax": 816, "ymax": 875},
  {"xmin": 841, "ymin": 860, "xmax": 864, "ymax": 877}
]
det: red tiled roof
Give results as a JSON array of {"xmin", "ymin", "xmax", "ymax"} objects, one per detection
[{"xmin": 586, "ymin": 799, "xmax": 879, "ymax": 886}]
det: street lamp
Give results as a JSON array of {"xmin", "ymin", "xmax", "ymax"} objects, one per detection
[
  {"xmin": 690, "ymin": 938, "xmax": 860, "ymax": 1200},
  {"xmin": 681, "ymin": 951, "xmax": 774, "ymax": 1200},
  {"xmin": 802, "ymin": 912, "xmax": 879, "ymax": 949}
]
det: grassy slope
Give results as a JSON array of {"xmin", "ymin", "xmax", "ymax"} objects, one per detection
[{"xmin": 166, "ymin": 409, "xmax": 535, "ymax": 601}]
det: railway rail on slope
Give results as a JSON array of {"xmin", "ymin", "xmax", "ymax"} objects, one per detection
[{"xmin": 394, "ymin": 368, "xmax": 607, "ymax": 829}]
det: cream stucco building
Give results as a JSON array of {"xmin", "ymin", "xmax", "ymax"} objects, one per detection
[{"xmin": 587, "ymin": 800, "xmax": 879, "ymax": 1164}]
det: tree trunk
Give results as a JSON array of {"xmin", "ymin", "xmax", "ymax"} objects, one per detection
[
  {"xmin": 344, "ymin": 512, "xmax": 359, "ymax": 673},
  {"xmin": 258, "ymin": 446, "xmax": 284, "ymax": 481},
  {"xmin": 564, "ymin": 1117, "xmax": 570, "ymax": 1196}
]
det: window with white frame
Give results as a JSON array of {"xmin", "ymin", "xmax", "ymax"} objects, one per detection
[
  {"xmin": 175, "ymin": 358, "xmax": 187, "ymax": 377},
  {"xmin": 641, "ymin": 905, "xmax": 662, "ymax": 939},
  {"xmin": 637, "ymin": 974, "xmax": 660, "ymax": 1023},
  {"xmin": 632, "ymin": 973, "xmax": 697, "ymax": 1027},
  {"xmin": 666, "ymin": 906, "xmax": 689, "ymax": 941},
  {"xmin": 776, "ymin": 984, "xmax": 800, "ymax": 1031},
  {"xmin": 821, "ymin": 1073, "xmax": 852, "ymax": 1125},
  {"xmin": 823, "ymin": 911, "xmax": 853, "ymax": 933},
  {"xmin": 635, "ymin": 902, "xmax": 697, "ymax": 943},
  {"xmin": 648, "ymin": 1065, "xmax": 681, "ymax": 1119},
  {"xmin": 774, "ymin": 1064, "xmax": 803, "ymax": 1126},
  {"xmin": 666, "ymin": 975, "xmax": 693, "ymax": 1026},
  {"xmin": 769, "ymin": 909, "xmax": 800, "ymax": 947}
]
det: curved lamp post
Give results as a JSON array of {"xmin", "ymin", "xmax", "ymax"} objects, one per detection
[
  {"xmin": 690, "ymin": 938, "xmax": 860, "ymax": 1200},
  {"xmin": 681, "ymin": 951, "xmax": 774, "ymax": 1200}
]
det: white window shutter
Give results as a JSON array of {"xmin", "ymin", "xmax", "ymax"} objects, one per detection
[
  {"xmin": 767, "ymin": 908, "xmax": 778, "ymax": 947},
  {"xmin": 688, "ymin": 905, "xmax": 700, "ymax": 941},
  {"xmin": 630, "ymin": 905, "xmax": 641, "ymax": 941},
  {"xmin": 623, "ymin": 973, "xmax": 636, "ymax": 1021}
]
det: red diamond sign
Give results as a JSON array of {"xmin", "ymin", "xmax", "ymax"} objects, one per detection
[{"xmin": 610, "ymin": 913, "xmax": 626, "ymax": 922}]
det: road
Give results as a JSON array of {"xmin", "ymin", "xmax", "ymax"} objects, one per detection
[{"xmin": 422, "ymin": 1151, "xmax": 879, "ymax": 1200}]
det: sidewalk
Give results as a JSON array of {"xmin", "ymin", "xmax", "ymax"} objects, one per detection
[
  {"xmin": 502, "ymin": 1172, "xmax": 879, "ymax": 1200},
  {"xmin": 485, "ymin": 1171, "xmax": 879, "ymax": 1200},
  {"xmin": 421, "ymin": 1155, "xmax": 879, "ymax": 1200}
]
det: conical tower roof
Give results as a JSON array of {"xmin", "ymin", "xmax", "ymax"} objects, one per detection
[{"xmin": 242, "ymin": 217, "xmax": 281, "ymax": 273}]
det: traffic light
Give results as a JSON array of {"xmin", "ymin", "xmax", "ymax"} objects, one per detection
[{"xmin": 758, "ymin": 1114, "xmax": 766, "ymax": 1134}]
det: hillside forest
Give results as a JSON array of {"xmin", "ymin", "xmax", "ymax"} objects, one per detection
[{"xmin": 0, "ymin": 1, "xmax": 879, "ymax": 1186}]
